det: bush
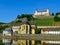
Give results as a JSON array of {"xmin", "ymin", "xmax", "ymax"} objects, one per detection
[
  {"xmin": 17, "ymin": 14, "xmax": 33, "ymax": 21},
  {"xmin": 37, "ymin": 28, "xmax": 41, "ymax": 34},
  {"xmin": 0, "ymin": 25, "xmax": 9, "ymax": 33},
  {"xmin": 54, "ymin": 16, "xmax": 60, "ymax": 22}
]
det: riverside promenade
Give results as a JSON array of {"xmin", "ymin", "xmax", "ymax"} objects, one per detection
[
  {"xmin": 15, "ymin": 34, "xmax": 60, "ymax": 40},
  {"xmin": 37, "ymin": 26, "xmax": 60, "ymax": 28},
  {"xmin": 1, "ymin": 34, "xmax": 60, "ymax": 41}
]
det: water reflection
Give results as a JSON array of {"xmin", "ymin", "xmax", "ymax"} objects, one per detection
[
  {"xmin": 2, "ymin": 39, "xmax": 41, "ymax": 45},
  {"xmin": 2, "ymin": 38, "xmax": 60, "ymax": 45},
  {"xmin": 0, "ymin": 40, "xmax": 4, "ymax": 45},
  {"xmin": 2, "ymin": 39, "xmax": 12, "ymax": 45}
]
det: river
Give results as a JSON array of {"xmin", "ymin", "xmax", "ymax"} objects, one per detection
[{"xmin": 1, "ymin": 34, "xmax": 60, "ymax": 45}]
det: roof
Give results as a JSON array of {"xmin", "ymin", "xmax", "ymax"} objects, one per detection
[
  {"xmin": 22, "ymin": 18, "xmax": 28, "ymax": 22},
  {"xmin": 4, "ymin": 28, "xmax": 12, "ymax": 31},
  {"xmin": 35, "ymin": 9, "xmax": 49, "ymax": 12},
  {"xmin": 21, "ymin": 22, "xmax": 30, "ymax": 25},
  {"xmin": 13, "ymin": 24, "xmax": 20, "ymax": 26},
  {"xmin": 29, "ymin": 22, "xmax": 36, "ymax": 25},
  {"xmin": 21, "ymin": 17, "xmax": 30, "ymax": 25}
]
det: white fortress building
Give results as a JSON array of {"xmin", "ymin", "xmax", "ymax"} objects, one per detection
[{"xmin": 33, "ymin": 9, "xmax": 50, "ymax": 18}]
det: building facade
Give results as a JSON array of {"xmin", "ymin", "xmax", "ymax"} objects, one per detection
[
  {"xmin": 12, "ymin": 25, "xmax": 20, "ymax": 35},
  {"xmin": 33, "ymin": 9, "xmax": 50, "ymax": 18},
  {"xmin": 3, "ymin": 28, "xmax": 13, "ymax": 36},
  {"xmin": 41, "ymin": 28, "xmax": 60, "ymax": 35},
  {"xmin": 11, "ymin": 18, "xmax": 37, "ymax": 45},
  {"xmin": 18, "ymin": 18, "xmax": 37, "ymax": 34}
]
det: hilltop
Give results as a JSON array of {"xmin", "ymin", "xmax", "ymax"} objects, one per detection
[
  {"xmin": 0, "ymin": 13, "xmax": 60, "ymax": 33},
  {"xmin": 12, "ymin": 14, "xmax": 60, "ymax": 26},
  {"xmin": 1, "ymin": 13, "xmax": 60, "ymax": 26}
]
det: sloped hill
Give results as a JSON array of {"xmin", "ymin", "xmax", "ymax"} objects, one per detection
[{"xmin": 31, "ymin": 18, "xmax": 54, "ymax": 26}]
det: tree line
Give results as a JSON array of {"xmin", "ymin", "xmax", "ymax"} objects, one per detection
[
  {"xmin": 16, "ymin": 14, "xmax": 34, "ymax": 21},
  {"xmin": 16, "ymin": 13, "xmax": 60, "ymax": 22},
  {"xmin": 53, "ymin": 12, "xmax": 60, "ymax": 22}
]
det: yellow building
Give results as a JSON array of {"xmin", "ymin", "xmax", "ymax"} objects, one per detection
[
  {"xmin": 18, "ymin": 18, "xmax": 37, "ymax": 34},
  {"xmin": 17, "ymin": 18, "xmax": 36, "ymax": 45},
  {"xmin": 11, "ymin": 18, "xmax": 37, "ymax": 45}
]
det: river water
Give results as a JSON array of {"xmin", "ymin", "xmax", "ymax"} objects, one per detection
[
  {"xmin": 0, "ymin": 39, "xmax": 41, "ymax": 45},
  {"xmin": 0, "ymin": 38, "xmax": 60, "ymax": 45}
]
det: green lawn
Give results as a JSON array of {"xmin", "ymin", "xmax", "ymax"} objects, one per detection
[
  {"xmin": 31, "ymin": 18, "xmax": 54, "ymax": 26},
  {"xmin": 55, "ymin": 21, "xmax": 60, "ymax": 26}
]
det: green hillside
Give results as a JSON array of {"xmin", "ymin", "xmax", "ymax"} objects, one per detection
[
  {"xmin": 55, "ymin": 21, "xmax": 60, "ymax": 26},
  {"xmin": 31, "ymin": 18, "xmax": 54, "ymax": 26},
  {"xmin": 1, "ymin": 14, "xmax": 60, "ymax": 26},
  {"xmin": 0, "ymin": 14, "xmax": 60, "ymax": 33},
  {"xmin": 12, "ymin": 14, "xmax": 60, "ymax": 26}
]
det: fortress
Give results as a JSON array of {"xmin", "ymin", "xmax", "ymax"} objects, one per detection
[{"xmin": 33, "ymin": 9, "xmax": 50, "ymax": 18}]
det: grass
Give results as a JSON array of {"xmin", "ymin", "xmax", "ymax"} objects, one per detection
[
  {"xmin": 10, "ymin": 17, "xmax": 55, "ymax": 26},
  {"xmin": 9, "ymin": 17, "xmax": 60, "ymax": 26},
  {"xmin": 55, "ymin": 21, "xmax": 60, "ymax": 26},
  {"xmin": 31, "ymin": 18, "xmax": 54, "ymax": 26},
  {"xmin": 30, "ymin": 18, "xmax": 60, "ymax": 26}
]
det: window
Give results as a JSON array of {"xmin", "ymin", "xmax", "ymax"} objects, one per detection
[{"xmin": 21, "ymin": 25, "xmax": 25, "ymax": 31}]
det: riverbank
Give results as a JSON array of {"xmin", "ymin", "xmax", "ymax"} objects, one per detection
[{"xmin": 1, "ymin": 34, "xmax": 60, "ymax": 41}]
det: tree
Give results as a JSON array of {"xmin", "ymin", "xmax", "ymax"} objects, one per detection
[
  {"xmin": 54, "ymin": 15, "xmax": 60, "ymax": 22},
  {"xmin": 21, "ymin": 14, "xmax": 33, "ymax": 21},
  {"xmin": 0, "ymin": 25, "xmax": 9, "ymax": 33},
  {"xmin": 54, "ymin": 12, "xmax": 60, "ymax": 22},
  {"xmin": 56, "ymin": 12, "xmax": 60, "ymax": 16},
  {"xmin": 17, "ymin": 15, "xmax": 21, "ymax": 19},
  {"xmin": 52, "ymin": 13, "xmax": 54, "ymax": 16},
  {"xmin": 36, "ymin": 28, "xmax": 41, "ymax": 34},
  {"xmin": 16, "ymin": 14, "xmax": 34, "ymax": 21}
]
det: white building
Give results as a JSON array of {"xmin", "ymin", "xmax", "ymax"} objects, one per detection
[
  {"xmin": 3, "ymin": 28, "xmax": 13, "ymax": 36},
  {"xmin": 33, "ymin": 9, "xmax": 50, "ymax": 18},
  {"xmin": 12, "ymin": 25, "xmax": 20, "ymax": 34},
  {"xmin": 41, "ymin": 28, "xmax": 60, "ymax": 35},
  {"xmin": 42, "ymin": 41, "xmax": 60, "ymax": 45}
]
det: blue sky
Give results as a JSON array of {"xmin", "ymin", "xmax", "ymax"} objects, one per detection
[{"xmin": 0, "ymin": 0, "xmax": 60, "ymax": 23}]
